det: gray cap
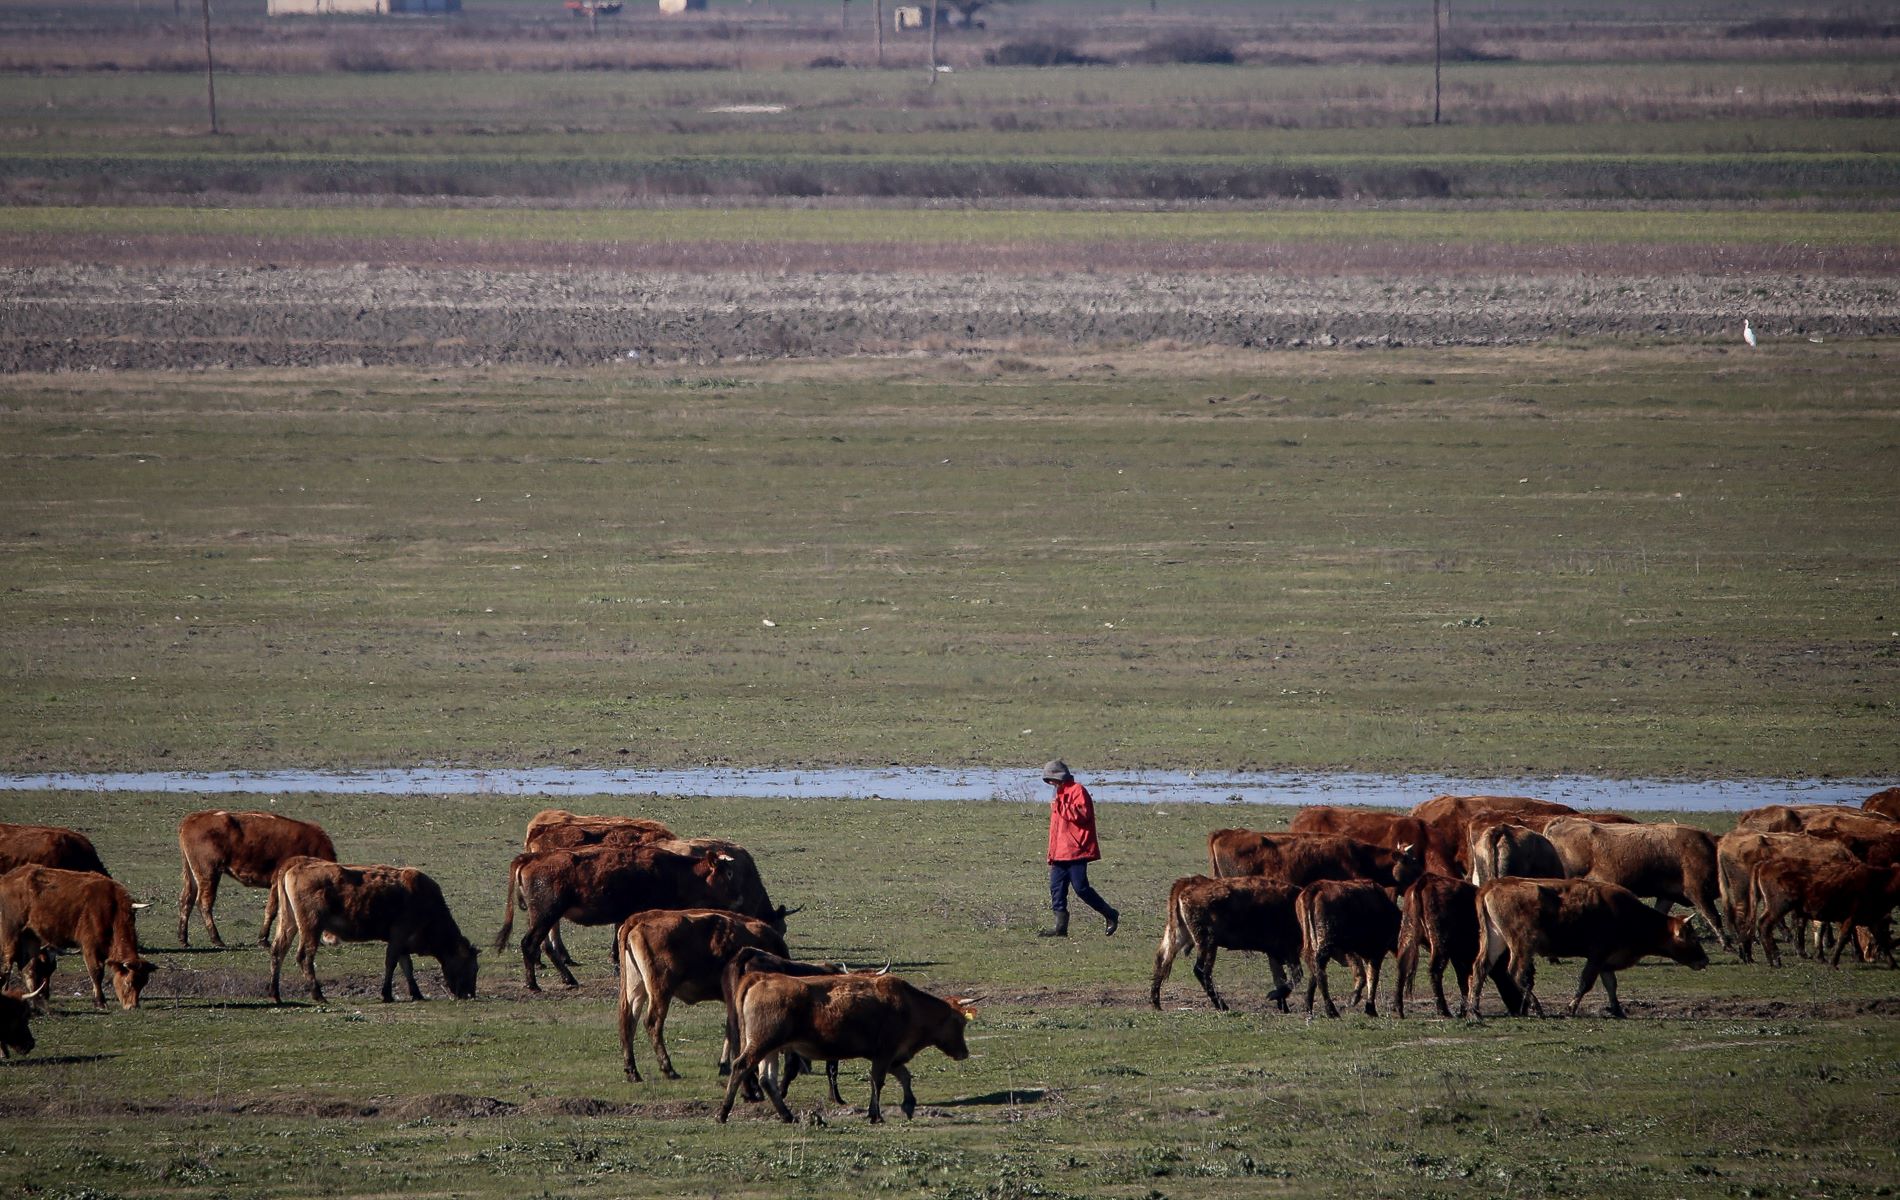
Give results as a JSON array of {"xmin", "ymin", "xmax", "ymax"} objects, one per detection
[{"xmin": 1042, "ymin": 760, "xmax": 1072, "ymax": 783}]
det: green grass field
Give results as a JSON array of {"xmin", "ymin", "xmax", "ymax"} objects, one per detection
[{"xmin": 0, "ymin": 789, "xmax": 1896, "ymax": 1200}]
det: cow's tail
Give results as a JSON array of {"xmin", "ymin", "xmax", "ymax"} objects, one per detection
[
  {"xmin": 1469, "ymin": 889, "xmax": 1500, "ymax": 1018},
  {"xmin": 494, "ymin": 857, "xmax": 524, "ymax": 953},
  {"xmin": 617, "ymin": 926, "xmax": 647, "ymax": 1079},
  {"xmin": 1394, "ymin": 882, "xmax": 1423, "ymax": 1005}
]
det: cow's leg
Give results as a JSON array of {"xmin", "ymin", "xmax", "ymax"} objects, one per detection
[
  {"xmin": 645, "ymin": 992, "xmax": 681, "ymax": 1080},
  {"xmin": 296, "ymin": 926, "xmax": 326, "ymax": 1004},
  {"xmin": 866, "ymin": 1063, "xmax": 887, "ymax": 1123},
  {"xmin": 618, "ymin": 961, "xmax": 644, "ymax": 1082},
  {"xmin": 826, "ymin": 1060, "xmax": 844, "ymax": 1106},
  {"xmin": 177, "ymin": 859, "xmax": 198, "ymax": 947},
  {"xmin": 1568, "ymin": 960, "xmax": 1602, "ymax": 1017},
  {"xmin": 892, "ymin": 1062, "xmax": 917, "ymax": 1119},
  {"xmin": 380, "ymin": 943, "xmax": 402, "ymax": 1002},
  {"xmin": 267, "ymin": 919, "xmax": 291, "ymax": 1004},
  {"xmin": 1362, "ymin": 956, "xmax": 1383, "ymax": 1018},
  {"xmin": 192, "ymin": 863, "xmax": 226, "ymax": 948},
  {"xmin": 1430, "ymin": 947, "xmax": 1456, "ymax": 1018},
  {"xmin": 258, "ymin": 873, "xmax": 282, "ymax": 947},
  {"xmin": 1757, "ymin": 900, "xmax": 1785, "ymax": 968},
  {"xmin": 1598, "ymin": 968, "xmax": 1625, "ymax": 1019},
  {"xmin": 518, "ymin": 912, "xmax": 567, "ymax": 992},
  {"xmin": 760, "ymin": 1055, "xmax": 797, "ymax": 1123},
  {"xmin": 1191, "ymin": 943, "xmax": 1227, "ymax": 1011},
  {"xmin": 399, "ymin": 952, "xmax": 423, "ymax": 1001},
  {"xmin": 1311, "ymin": 951, "xmax": 1340, "ymax": 1019},
  {"xmin": 1265, "ymin": 955, "xmax": 1292, "ymax": 1013},
  {"xmin": 80, "ymin": 945, "xmax": 107, "ymax": 1008},
  {"xmin": 1150, "ymin": 918, "xmax": 1185, "ymax": 1009},
  {"xmin": 1828, "ymin": 911, "xmax": 1861, "ymax": 969}
]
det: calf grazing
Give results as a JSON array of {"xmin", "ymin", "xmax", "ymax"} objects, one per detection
[
  {"xmin": 616, "ymin": 908, "xmax": 788, "ymax": 1083},
  {"xmin": 0, "ymin": 866, "xmax": 156, "ymax": 1009},
  {"xmin": 1542, "ymin": 818, "xmax": 1729, "ymax": 948},
  {"xmin": 0, "ymin": 823, "xmax": 110, "ymax": 878},
  {"xmin": 1467, "ymin": 822, "xmax": 1565, "ymax": 886},
  {"xmin": 1865, "ymin": 788, "xmax": 1900, "ymax": 821},
  {"xmin": 1289, "ymin": 807, "xmax": 1456, "ymax": 877},
  {"xmin": 0, "ymin": 978, "xmax": 48, "ymax": 1057},
  {"xmin": 269, "ymin": 857, "xmax": 478, "ymax": 1004},
  {"xmin": 1749, "ymin": 860, "xmax": 1900, "ymax": 969},
  {"xmin": 1394, "ymin": 873, "xmax": 1526, "ymax": 1019},
  {"xmin": 1296, "ymin": 879, "xmax": 1401, "ymax": 1018},
  {"xmin": 497, "ymin": 844, "xmax": 790, "ymax": 990},
  {"xmin": 1207, "ymin": 830, "xmax": 1423, "ymax": 891},
  {"xmin": 717, "ymin": 972, "xmax": 975, "ymax": 1124},
  {"xmin": 177, "ymin": 809, "xmax": 337, "ymax": 947},
  {"xmin": 1150, "ymin": 875, "xmax": 1301, "ymax": 1012},
  {"xmin": 522, "ymin": 809, "xmax": 674, "ymax": 853},
  {"xmin": 1716, "ymin": 830, "xmax": 1858, "ymax": 961},
  {"xmin": 1469, "ymin": 877, "xmax": 1708, "ymax": 1019}
]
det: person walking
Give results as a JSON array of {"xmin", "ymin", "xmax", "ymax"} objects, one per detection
[{"xmin": 1038, "ymin": 760, "xmax": 1119, "ymax": 938}]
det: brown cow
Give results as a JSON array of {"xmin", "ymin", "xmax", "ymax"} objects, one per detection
[
  {"xmin": 719, "ymin": 947, "xmax": 862, "ymax": 1106},
  {"xmin": 1296, "ymin": 878, "xmax": 1401, "ymax": 1018},
  {"xmin": 1394, "ymin": 873, "xmax": 1527, "ymax": 1019},
  {"xmin": 1467, "ymin": 823, "xmax": 1565, "ymax": 886},
  {"xmin": 1716, "ymin": 830, "xmax": 1860, "ymax": 961},
  {"xmin": 1865, "ymin": 788, "xmax": 1900, "ymax": 821},
  {"xmin": 1749, "ymin": 860, "xmax": 1900, "ymax": 969},
  {"xmin": 1289, "ymin": 807, "xmax": 1456, "ymax": 877},
  {"xmin": 0, "ymin": 978, "xmax": 46, "ymax": 1057},
  {"xmin": 1541, "ymin": 818, "xmax": 1729, "ymax": 948},
  {"xmin": 1733, "ymin": 803, "xmax": 1884, "ymax": 834},
  {"xmin": 1469, "ymin": 877, "xmax": 1708, "ymax": 1019},
  {"xmin": 268, "ymin": 857, "xmax": 478, "ymax": 1004},
  {"xmin": 616, "ymin": 908, "xmax": 788, "ymax": 1083},
  {"xmin": 0, "ymin": 866, "xmax": 156, "ymax": 1009},
  {"xmin": 717, "ymin": 972, "xmax": 975, "ymax": 1124},
  {"xmin": 496, "ymin": 844, "xmax": 789, "ymax": 990},
  {"xmin": 1793, "ymin": 810, "xmax": 1900, "ymax": 867},
  {"xmin": 0, "ymin": 823, "xmax": 110, "ymax": 878},
  {"xmin": 1207, "ymin": 830, "xmax": 1423, "ymax": 891},
  {"xmin": 1410, "ymin": 795, "xmax": 1578, "ymax": 875},
  {"xmin": 522, "ymin": 809, "xmax": 674, "ymax": 853},
  {"xmin": 1150, "ymin": 875, "xmax": 1302, "ymax": 1012},
  {"xmin": 177, "ymin": 809, "xmax": 337, "ymax": 947}
]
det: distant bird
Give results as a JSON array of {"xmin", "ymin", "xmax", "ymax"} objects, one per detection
[{"xmin": 1743, "ymin": 319, "xmax": 1757, "ymax": 348}]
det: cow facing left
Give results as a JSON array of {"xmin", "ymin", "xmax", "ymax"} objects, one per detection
[
  {"xmin": 0, "ymin": 865, "xmax": 157, "ymax": 1009},
  {"xmin": 269, "ymin": 857, "xmax": 478, "ymax": 1004},
  {"xmin": 177, "ymin": 809, "xmax": 338, "ymax": 948}
]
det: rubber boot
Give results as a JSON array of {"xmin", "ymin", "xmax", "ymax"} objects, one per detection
[
  {"xmin": 1104, "ymin": 906, "xmax": 1119, "ymax": 937},
  {"xmin": 1037, "ymin": 909, "xmax": 1070, "ymax": 938}
]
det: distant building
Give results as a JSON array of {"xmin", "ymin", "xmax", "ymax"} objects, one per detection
[
  {"xmin": 268, "ymin": 0, "xmax": 460, "ymax": 12},
  {"xmin": 659, "ymin": 0, "xmax": 707, "ymax": 12}
]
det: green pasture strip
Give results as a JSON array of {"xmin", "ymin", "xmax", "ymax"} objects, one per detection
[
  {"xmin": 4, "ymin": 203, "xmax": 1896, "ymax": 245},
  {"xmin": 0, "ymin": 790, "xmax": 1896, "ymax": 1200},
  {"xmin": 1, "ymin": 346, "xmax": 1896, "ymax": 777}
]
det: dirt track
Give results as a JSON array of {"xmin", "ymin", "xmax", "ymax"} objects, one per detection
[{"xmin": 6, "ymin": 265, "xmax": 1897, "ymax": 370}]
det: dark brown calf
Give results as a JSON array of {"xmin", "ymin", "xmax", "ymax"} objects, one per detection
[
  {"xmin": 616, "ymin": 908, "xmax": 788, "ymax": 1083},
  {"xmin": 718, "ymin": 972, "xmax": 975, "ymax": 1124},
  {"xmin": 269, "ymin": 857, "xmax": 478, "ymax": 1004},
  {"xmin": 0, "ymin": 866, "xmax": 156, "ymax": 1009},
  {"xmin": 1470, "ymin": 877, "xmax": 1708, "ymax": 1019},
  {"xmin": 1394, "ymin": 873, "xmax": 1527, "ymax": 1019},
  {"xmin": 1749, "ymin": 859, "xmax": 1900, "ymax": 969},
  {"xmin": 0, "ymin": 823, "xmax": 110, "ymax": 878},
  {"xmin": 1297, "ymin": 878, "xmax": 1401, "ymax": 1018},
  {"xmin": 177, "ymin": 809, "xmax": 337, "ymax": 947},
  {"xmin": 1149, "ymin": 875, "xmax": 1301, "ymax": 1012},
  {"xmin": 0, "ymin": 976, "xmax": 49, "ymax": 1057},
  {"xmin": 1207, "ymin": 830, "xmax": 1423, "ymax": 891}
]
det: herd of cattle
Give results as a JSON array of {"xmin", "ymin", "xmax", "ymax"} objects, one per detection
[{"xmin": 1, "ymin": 786, "xmax": 1897, "ymax": 1122}]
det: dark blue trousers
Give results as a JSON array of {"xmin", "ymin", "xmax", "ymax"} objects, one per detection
[{"xmin": 1049, "ymin": 860, "xmax": 1114, "ymax": 916}]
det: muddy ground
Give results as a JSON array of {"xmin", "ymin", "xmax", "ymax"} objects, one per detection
[{"xmin": 5, "ymin": 263, "xmax": 1895, "ymax": 369}]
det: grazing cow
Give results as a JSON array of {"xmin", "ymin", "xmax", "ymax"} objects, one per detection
[
  {"xmin": 1394, "ymin": 873, "xmax": 1527, "ymax": 1019},
  {"xmin": 1716, "ymin": 830, "xmax": 1859, "ymax": 961},
  {"xmin": 1297, "ymin": 879, "xmax": 1401, "ymax": 1018},
  {"xmin": 1150, "ymin": 875, "xmax": 1302, "ymax": 1012},
  {"xmin": 717, "ymin": 972, "xmax": 975, "ymax": 1124},
  {"xmin": 522, "ymin": 809, "xmax": 674, "ymax": 853},
  {"xmin": 1541, "ymin": 818, "xmax": 1729, "ymax": 948},
  {"xmin": 616, "ymin": 908, "xmax": 788, "ymax": 1083},
  {"xmin": 1865, "ymin": 788, "xmax": 1900, "ymax": 821},
  {"xmin": 177, "ymin": 809, "xmax": 337, "ymax": 947},
  {"xmin": 1207, "ymin": 830, "xmax": 1424, "ymax": 891},
  {"xmin": 0, "ymin": 978, "xmax": 46, "ymax": 1057},
  {"xmin": 0, "ymin": 823, "xmax": 110, "ymax": 878},
  {"xmin": 0, "ymin": 866, "xmax": 156, "ymax": 1009},
  {"xmin": 1289, "ymin": 807, "xmax": 1456, "ymax": 877},
  {"xmin": 1749, "ymin": 860, "xmax": 1900, "ymax": 969},
  {"xmin": 1467, "ymin": 822, "xmax": 1565, "ymax": 886},
  {"xmin": 268, "ymin": 857, "xmax": 478, "ymax": 1004},
  {"xmin": 496, "ymin": 844, "xmax": 790, "ymax": 990},
  {"xmin": 1469, "ymin": 877, "xmax": 1708, "ymax": 1019}
]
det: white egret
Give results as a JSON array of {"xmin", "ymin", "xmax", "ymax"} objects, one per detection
[{"xmin": 1743, "ymin": 319, "xmax": 1757, "ymax": 348}]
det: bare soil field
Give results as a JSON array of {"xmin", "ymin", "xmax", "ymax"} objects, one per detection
[{"xmin": 7, "ymin": 263, "xmax": 1895, "ymax": 369}]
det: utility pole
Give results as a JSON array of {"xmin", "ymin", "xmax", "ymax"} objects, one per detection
[
  {"xmin": 1432, "ymin": 0, "xmax": 1442, "ymax": 125},
  {"xmin": 928, "ymin": 0, "xmax": 939, "ymax": 82},
  {"xmin": 874, "ymin": 0, "xmax": 884, "ymax": 67},
  {"xmin": 200, "ymin": 0, "xmax": 218, "ymax": 135}
]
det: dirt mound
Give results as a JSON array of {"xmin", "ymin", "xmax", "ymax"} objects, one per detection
[{"xmin": 389, "ymin": 1093, "xmax": 519, "ymax": 1120}]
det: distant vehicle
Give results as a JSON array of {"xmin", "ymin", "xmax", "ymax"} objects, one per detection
[{"xmin": 567, "ymin": 0, "xmax": 623, "ymax": 13}]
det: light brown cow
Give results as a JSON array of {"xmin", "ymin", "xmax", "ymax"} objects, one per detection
[
  {"xmin": 1865, "ymin": 788, "xmax": 1900, "ymax": 821},
  {"xmin": 1149, "ymin": 875, "xmax": 1302, "ymax": 1012},
  {"xmin": 1207, "ymin": 830, "xmax": 1423, "ymax": 891},
  {"xmin": 0, "ymin": 823, "xmax": 110, "ymax": 878},
  {"xmin": 1467, "ymin": 822, "xmax": 1565, "ymax": 886},
  {"xmin": 177, "ymin": 809, "xmax": 337, "ymax": 947},
  {"xmin": 0, "ymin": 866, "xmax": 156, "ymax": 1009},
  {"xmin": 717, "ymin": 972, "xmax": 975, "ymax": 1124},
  {"xmin": 522, "ymin": 809, "xmax": 674, "ymax": 853},
  {"xmin": 1716, "ymin": 830, "xmax": 1860, "ymax": 962},
  {"xmin": 616, "ymin": 908, "xmax": 788, "ymax": 1082},
  {"xmin": 1733, "ymin": 803, "xmax": 1883, "ymax": 834},
  {"xmin": 1297, "ymin": 878, "xmax": 1401, "ymax": 1018},
  {"xmin": 1541, "ymin": 817, "xmax": 1728, "ymax": 948},
  {"xmin": 1469, "ymin": 877, "xmax": 1708, "ymax": 1019},
  {"xmin": 1288, "ymin": 807, "xmax": 1456, "ymax": 876},
  {"xmin": 1749, "ymin": 859, "xmax": 1900, "ymax": 969},
  {"xmin": 269, "ymin": 857, "xmax": 478, "ymax": 1004}
]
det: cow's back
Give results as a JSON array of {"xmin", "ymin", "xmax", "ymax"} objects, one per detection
[
  {"xmin": 0, "ymin": 865, "xmax": 138, "ymax": 956},
  {"xmin": 0, "ymin": 824, "xmax": 109, "ymax": 877},
  {"xmin": 1865, "ymin": 788, "xmax": 1900, "ymax": 821}
]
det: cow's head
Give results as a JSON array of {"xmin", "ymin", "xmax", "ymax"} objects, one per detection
[
  {"xmin": 936, "ymin": 996, "xmax": 978, "ymax": 1061},
  {"xmin": 0, "ymin": 993, "xmax": 33, "ymax": 1058},
  {"xmin": 440, "ymin": 938, "xmax": 480, "ymax": 1000},
  {"xmin": 1391, "ymin": 842, "xmax": 1426, "ymax": 890},
  {"xmin": 109, "ymin": 958, "xmax": 158, "ymax": 1009},
  {"xmin": 21, "ymin": 947, "xmax": 56, "ymax": 1001},
  {"xmin": 1665, "ymin": 916, "xmax": 1710, "ymax": 970},
  {"xmin": 768, "ymin": 903, "xmax": 803, "ymax": 933}
]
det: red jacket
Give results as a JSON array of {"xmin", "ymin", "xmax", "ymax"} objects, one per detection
[{"xmin": 1047, "ymin": 780, "xmax": 1101, "ymax": 864}]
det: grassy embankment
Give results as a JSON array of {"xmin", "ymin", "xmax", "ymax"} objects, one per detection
[
  {"xmin": 0, "ymin": 787, "xmax": 1895, "ymax": 1200},
  {"xmin": 2, "ymin": 346, "xmax": 1895, "ymax": 777}
]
